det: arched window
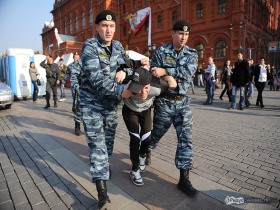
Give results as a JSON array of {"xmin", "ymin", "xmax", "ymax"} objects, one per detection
[
  {"xmin": 218, "ymin": 0, "xmax": 226, "ymax": 14},
  {"xmin": 157, "ymin": 15, "xmax": 162, "ymax": 29},
  {"xmin": 75, "ymin": 16, "xmax": 78, "ymax": 31},
  {"xmin": 172, "ymin": 11, "xmax": 178, "ymax": 25},
  {"xmin": 69, "ymin": 18, "xmax": 72, "ymax": 34},
  {"xmin": 64, "ymin": 21, "xmax": 67, "ymax": 34},
  {"xmin": 195, "ymin": 43, "xmax": 204, "ymax": 59},
  {"xmin": 196, "ymin": 4, "xmax": 203, "ymax": 19},
  {"xmin": 82, "ymin": 11, "xmax": 85, "ymax": 28},
  {"xmin": 215, "ymin": 40, "xmax": 226, "ymax": 58},
  {"xmin": 89, "ymin": 9, "xmax": 93, "ymax": 25}
]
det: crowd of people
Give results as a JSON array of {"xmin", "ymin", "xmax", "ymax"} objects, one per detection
[
  {"xmin": 200, "ymin": 52, "xmax": 279, "ymax": 110},
  {"xmin": 29, "ymin": 9, "xmax": 279, "ymax": 210}
]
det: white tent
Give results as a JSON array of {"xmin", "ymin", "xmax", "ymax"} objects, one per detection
[{"xmin": 61, "ymin": 53, "xmax": 74, "ymax": 66}]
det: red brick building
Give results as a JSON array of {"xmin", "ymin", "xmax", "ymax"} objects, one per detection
[{"xmin": 42, "ymin": 0, "xmax": 280, "ymax": 69}]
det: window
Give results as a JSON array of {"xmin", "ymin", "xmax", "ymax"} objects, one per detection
[
  {"xmin": 195, "ymin": 43, "xmax": 204, "ymax": 59},
  {"xmin": 69, "ymin": 18, "xmax": 72, "ymax": 34},
  {"xmin": 82, "ymin": 11, "xmax": 85, "ymax": 28},
  {"xmin": 215, "ymin": 40, "xmax": 226, "ymax": 58},
  {"xmin": 172, "ymin": 11, "xmax": 178, "ymax": 25},
  {"xmin": 133, "ymin": 0, "xmax": 136, "ymax": 9},
  {"xmin": 157, "ymin": 15, "xmax": 162, "ymax": 29},
  {"xmin": 89, "ymin": 9, "xmax": 93, "ymax": 25},
  {"xmin": 196, "ymin": 4, "xmax": 203, "ymax": 19},
  {"xmin": 144, "ymin": 0, "xmax": 148, "ymax": 6},
  {"xmin": 75, "ymin": 16, "xmax": 78, "ymax": 31},
  {"xmin": 218, "ymin": 0, "xmax": 226, "ymax": 14}
]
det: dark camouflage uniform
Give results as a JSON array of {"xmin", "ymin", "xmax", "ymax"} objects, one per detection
[
  {"xmin": 62, "ymin": 59, "xmax": 82, "ymax": 123},
  {"xmin": 80, "ymin": 35, "xmax": 133, "ymax": 182},
  {"xmin": 40, "ymin": 61, "xmax": 60, "ymax": 102},
  {"xmin": 149, "ymin": 43, "xmax": 198, "ymax": 170}
]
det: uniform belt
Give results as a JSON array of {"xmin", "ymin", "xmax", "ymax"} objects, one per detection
[{"xmin": 163, "ymin": 95, "xmax": 186, "ymax": 101}]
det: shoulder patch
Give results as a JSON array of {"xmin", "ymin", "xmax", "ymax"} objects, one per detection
[
  {"xmin": 164, "ymin": 57, "xmax": 175, "ymax": 62},
  {"xmin": 99, "ymin": 52, "xmax": 109, "ymax": 58}
]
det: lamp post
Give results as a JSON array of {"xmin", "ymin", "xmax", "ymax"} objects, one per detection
[{"xmin": 147, "ymin": 43, "xmax": 156, "ymax": 57}]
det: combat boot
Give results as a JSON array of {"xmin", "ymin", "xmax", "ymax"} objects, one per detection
[
  {"xmin": 145, "ymin": 150, "xmax": 151, "ymax": 165},
  {"xmin": 96, "ymin": 180, "xmax": 111, "ymax": 210},
  {"xmin": 44, "ymin": 100, "xmax": 50, "ymax": 109},
  {"xmin": 177, "ymin": 169, "xmax": 197, "ymax": 197},
  {"xmin": 75, "ymin": 121, "xmax": 81, "ymax": 136},
  {"xmin": 54, "ymin": 101, "xmax": 57, "ymax": 108}
]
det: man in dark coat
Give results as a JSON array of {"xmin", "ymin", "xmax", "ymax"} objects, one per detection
[{"xmin": 228, "ymin": 52, "xmax": 250, "ymax": 110}]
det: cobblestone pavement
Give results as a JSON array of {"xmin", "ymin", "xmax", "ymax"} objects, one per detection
[
  {"xmin": 115, "ymin": 86, "xmax": 280, "ymax": 209},
  {"xmin": 0, "ymin": 86, "xmax": 279, "ymax": 210}
]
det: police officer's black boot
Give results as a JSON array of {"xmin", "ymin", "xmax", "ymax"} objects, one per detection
[
  {"xmin": 96, "ymin": 180, "xmax": 111, "ymax": 210},
  {"xmin": 54, "ymin": 100, "xmax": 57, "ymax": 108},
  {"xmin": 145, "ymin": 150, "xmax": 151, "ymax": 165},
  {"xmin": 177, "ymin": 169, "xmax": 197, "ymax": 197},
  {"xmin": 74, "ymin": 121, "xmax": 81, "ymax": 136},
  {"xmin": 44, "ymin": 100, "xmax": 50, "ymax": 109}
]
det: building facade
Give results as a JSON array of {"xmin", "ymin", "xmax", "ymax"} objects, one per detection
[{"xmin": 42, "ymin": 0, "xmax": 280, "ymax": 69}]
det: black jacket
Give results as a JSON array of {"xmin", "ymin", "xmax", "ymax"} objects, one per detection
[{"xmin": 230, "ymin": 59, "xmax": 250, "ymax": 86}]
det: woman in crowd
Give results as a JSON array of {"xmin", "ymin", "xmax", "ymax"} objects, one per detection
[
  {"xmin": 252, "ymin": 57, "xmax": 269, "ymax": 108},
  {"xmin": 29, "ymin": 62, "xmax": 39, "ymax": 102},
  {"xmin": 219, "ymin": 59, "xmax": 232, "ymax": 102}
]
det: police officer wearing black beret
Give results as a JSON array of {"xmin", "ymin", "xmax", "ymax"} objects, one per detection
[
  {"xmin": 80, "ymin": 9, "xmax": 149, "ymax": 210},
  {"xmin": 147, "ymin": 20, "xmax": 198, "ymax": 197}
]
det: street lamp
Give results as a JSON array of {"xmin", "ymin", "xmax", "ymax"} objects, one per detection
[{"xmin": 147, "ymin": 43, "xmax": 157, "ymax": 57}]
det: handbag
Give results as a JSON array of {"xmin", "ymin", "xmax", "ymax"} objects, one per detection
[{"xmin": 37, "ymin": 78, "xmax": 41, "ymax": 86}]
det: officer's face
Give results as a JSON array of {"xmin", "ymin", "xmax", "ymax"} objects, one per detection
[
  {"xmin": 172, "ymin": 31, "xmax": 189, "ymax": 50},
  {"xmin": 138, "ymin": 85, "xmax": 150, "ymax": 100},
  {"xmin": 96, "ymin": 21, "xmax": 116, "ymax": 46}
]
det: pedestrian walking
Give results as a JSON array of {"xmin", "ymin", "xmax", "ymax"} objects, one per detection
[
  {"xmin": 203, "ymin": 56, "xmax": 216, "ymax": 105},
  {"xmin": 228, "ymin": 52, "xmax": 250, "ymax": 110},
  {"xmin": 253, "ymin": 57, "xmax": 269, "ymax": 108},
  {"xmin": 197, "ymin": 66, "xmax": 204, "ymax": 87},
  {"xmin": 219, "ymin": 59, "xmax": 232, "ymax": 102}
]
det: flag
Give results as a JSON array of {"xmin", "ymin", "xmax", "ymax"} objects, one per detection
[{"xmin": 129, "ymin": 7, "xmax": 151, "ymax": 35}]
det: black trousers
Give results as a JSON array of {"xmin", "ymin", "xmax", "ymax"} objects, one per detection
[
  {"xmin": 122, "ymin": 104, "xmax": 152, "ymax": 171},
  {"xmin": 46, "ymin": 79, "xmax": 58, "ymax": 101},
  {"xmin": 220, "ymin": 81, "xmax": 231, "ymax": 101},
  {"xmin": 255, "ymin": 81, "xmax": 266, "ymax": 106}
]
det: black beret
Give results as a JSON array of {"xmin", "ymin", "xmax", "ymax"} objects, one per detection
[
  {"xmin": 172, "ymin": 20, "xmax": 191, "ymax": 32},
  {"xmin": 95, "ymin": 10, "xmax": 116, "ymax": 24}
]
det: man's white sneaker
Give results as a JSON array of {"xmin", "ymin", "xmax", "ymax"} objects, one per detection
[
  {"xmin": 130, "ymin": 169, "xmax": 144, "ymax": 186},
  {"xmin": 139, "ymin": 156, "xmax": 146, "ymax": 172},
  {"xmin": 58, "ymin": 98, "xmax": 64, "ymax": 102}
]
